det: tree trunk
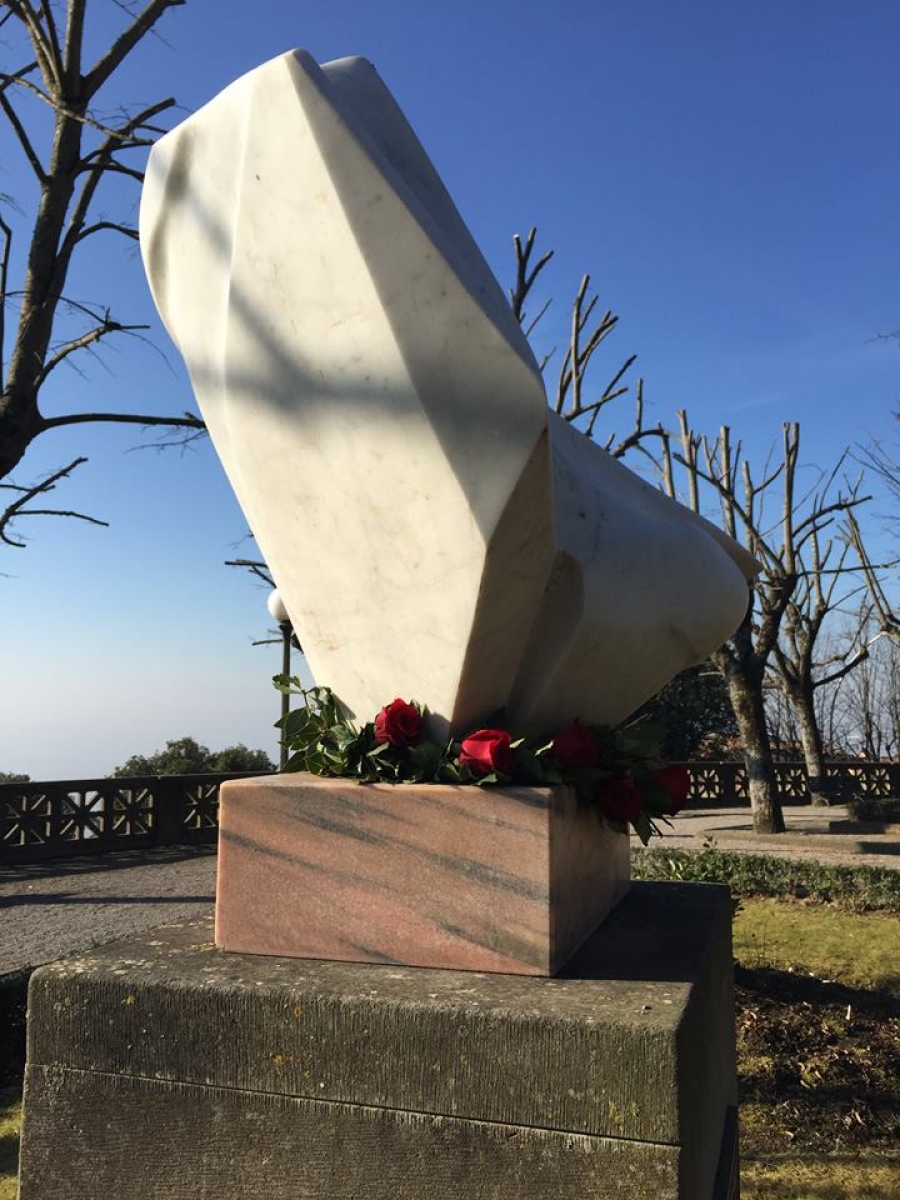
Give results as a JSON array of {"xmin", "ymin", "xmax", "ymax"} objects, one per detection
[
  {"xmin": 726, "ymin": 671, "xmax": 786, "ymax": 833},
  {"xmin": 1, "ymin": 111, "xmax": 85, "ymax": 481},
  {"xmin": 794, "ymin": 682, "xmax": 829, "ymax": 806}
]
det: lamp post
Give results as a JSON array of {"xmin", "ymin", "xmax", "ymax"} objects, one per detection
[{"xmin": 267, "ymin": 589, "xmax": 293, "ymax": 770}]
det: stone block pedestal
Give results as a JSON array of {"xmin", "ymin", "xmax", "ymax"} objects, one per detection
[
  {"xmin": 215, "ymin": 773, "xmax": 631, "ymax": 975},
  {"xmin": 18, "ymin": 882, "xmax": 739, "ymax": 1200}
]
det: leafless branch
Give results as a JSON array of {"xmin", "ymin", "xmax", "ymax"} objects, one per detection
[
  {"xmin": 84, "ymin": 1, "xmax": 186, "ymax": 100},
  {"xmin": 0, "ymin": 212, "xmax": 10, "ymax": 389},
  {"xmin": 41, "ymin": 410, "xmax": 205, "ymax": 433},
  {"xmin": 0, "ymin": 89, "xmax": 46, "ymax": 181},
  {"xmin": 63, "ymin": 96, "xmax": 177, "ymax": 267},
  {"xmin": 62, "ymin": 0, "xmax": 87, "ymax": 89},
  {"xmin": 37, "ymin": 0, "xmax": 64, "ymax": 87},
  {"xmin": 4, "ymin": 2, "xmax": 58, "ymax": 91},
  {"xmin": 845, "ymin": 510, "xmax": 900, "ymax": 637},
  {"xmin": 36, "ymin": 316, "xmax": 150, "ymax": 383},
  {"xmin": 73, "ymin": 220, "xmax": 139, "ymax": 245},
  {"xmin": 0, "ymin": 457, "xmax": 107, "ymax": 547},
  {"xmin": 509, "ymin": 228, "xmax": 553, "ymax": 325},
  {"xmin": 225, "ymin": 558, "xmax": 275, "ymax": 588},
  {"xmin": 601, "ymin": 378, "xmax": 669, "ymax": 459}
]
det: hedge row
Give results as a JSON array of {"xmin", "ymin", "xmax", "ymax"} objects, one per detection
[{"xmin": 633, "ymin": 844, "xmax": 900, "ymax": 913}]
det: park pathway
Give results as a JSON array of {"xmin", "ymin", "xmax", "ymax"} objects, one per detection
[{"xmin": 0, "ymin": 846, "xmax": 216, "ymax": 979}]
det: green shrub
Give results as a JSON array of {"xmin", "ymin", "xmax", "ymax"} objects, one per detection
[
  {"xmin": 846, "ymin": 794, "xmax": 900, "ymax": 824},
  {"xmin": 633, "ymin": 841, "xmax": 900, "ymax": 913}
]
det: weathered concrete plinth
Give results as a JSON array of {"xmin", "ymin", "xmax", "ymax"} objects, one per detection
[{"xmin": 18, "ymin": 882, "xmax": 739, "ymax": 1200}]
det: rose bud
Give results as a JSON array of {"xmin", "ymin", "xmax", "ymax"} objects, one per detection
[
  {"xmin": 594, "ymin": 777, "xmax": 644, "ymax": 824},
  {"xmin": 459, "ymin": 729, "xmax": 514, "ymax": 777},
  {"xmin": 373, "ymin": 698, "xmax": 422, "ymax": 747},
  {"xmin": 653, "ymin": 765, "xmax": 691, "ymax": 815},
  {"xmin": 550, "ymin": 720, "xmax": 600, "ymax": 768}
]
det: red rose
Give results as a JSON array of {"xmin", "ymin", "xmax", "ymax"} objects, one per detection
[
  {"xmin": 595, "ymin": 777, "xmax": 644, "ymax": 824},
  {"xmin": 550, "ymin": 720, "xmax": 600, "ymax": 768},
  {"xmin": 654, "ymin": 765, "xmax": 691, "ymax": 815},
  {"xmin": 459, "ymin": 729, "xmax": 514, "ymax": 777},
  {"xmin": 373, "ymin": 699, "xmax": 422, "ymax": 747}
]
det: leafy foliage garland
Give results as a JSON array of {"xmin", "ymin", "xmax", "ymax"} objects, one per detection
[{"xmin": 275, "ymin": 680, "xmax": 690, "ymax": 844}]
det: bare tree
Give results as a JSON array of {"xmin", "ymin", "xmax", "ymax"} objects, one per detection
[
  {"xmin": 829, "ymin": 609, "xmax": 900, "ymax": 760},
  {"xmin": 0, "ymin": 0, "xmax": 203, "ymax": 547},
  {"xmin": 663, "ymin": 417, "xmax": 866, "ymax": 832},
  {"xmin": 767, "ymin": 513, "xmax": 896, "ymax": 803},
  {"xmin": 845, "ymin": 510, "xmax": 900, "ymax": 640},
  {"xmin": 510, "ymin": 228, "xmax": 667, "ymax": 460},
  {"xmin": 857, "ymin": 330, "xmax": 899, "ymax": 511},
  {"xmin": 858, "ymin": 430, "xmax": 900, "ymax": 512}
]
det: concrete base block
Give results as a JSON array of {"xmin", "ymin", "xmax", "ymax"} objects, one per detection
[{"xmin": 18, "ymin": 881, "xmax": 739, "ymax": 1199}]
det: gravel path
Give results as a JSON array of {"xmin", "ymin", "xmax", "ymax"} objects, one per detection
[
  {"xmin": 650, "ymin": 805, "xmax": 900, "ymax": 871},
  {"xmin": 1, "ymin": 806, "xmax": 897, "ymax": 980},
  {"xmin": 0, "ymin": 846, "xmax": 216, "ymax": 978}
]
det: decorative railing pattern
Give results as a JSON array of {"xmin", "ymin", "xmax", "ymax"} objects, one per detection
[
  {"xmin": 0, "ymin": 773, "xmax": 267, "ymax": 865},
  {"xmin": 2, "ymin": 761, "xmax": 898, "ymax": 864},
  {"xmin": 682, "ymin": 760, "xmax": 900, "ymax": 806}
]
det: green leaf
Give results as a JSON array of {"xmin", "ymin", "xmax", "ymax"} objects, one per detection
[
  {"xmin": 280, "ymin": 707, "xmax": 315, "ymax": 738},
  {"xmin": 409, "ymin": 741, "xmax": 442, "ymax": 776},
  {"xmin": 633, "ymin": 810, "xmax": 654, "ymax": 846},
  {"xmin": 273, "ymin": 674, "xmax": 307, "ymax": 695},
  {"xmin": 511, "ymin": 745, "xmax": 546, "ymax": 785}
]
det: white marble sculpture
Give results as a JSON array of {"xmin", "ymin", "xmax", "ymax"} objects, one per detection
[{"xmin": 140, "ymin": 50, "xmax": 757, "ymax": 736}]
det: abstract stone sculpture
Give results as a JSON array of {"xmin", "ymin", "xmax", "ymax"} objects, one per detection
[{"xmin": 140, "ymin": 50, "xmax": 757, "ymax": 736}]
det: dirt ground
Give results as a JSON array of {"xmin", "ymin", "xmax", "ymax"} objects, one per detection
[{"xmin": 736, "ymin": 962, "xmax": 900, "ymax": 1157}]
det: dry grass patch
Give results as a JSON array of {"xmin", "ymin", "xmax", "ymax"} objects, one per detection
[
  {"xmin": 0, "ymin": 1092, "xmax": 20, "ymax": 1200},
  {"xmin": 742, "ymin": 1153, "xmax": 900, "ymax": 1199}
]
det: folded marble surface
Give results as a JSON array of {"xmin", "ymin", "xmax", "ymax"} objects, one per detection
[{"xmin": 141, "ymin": 50, "xmax": 757, "ymax": 737}]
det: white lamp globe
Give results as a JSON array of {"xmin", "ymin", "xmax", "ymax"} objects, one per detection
[{"xmin": 267, "ymin": 588, "xmax": 290, "ymax": 624}]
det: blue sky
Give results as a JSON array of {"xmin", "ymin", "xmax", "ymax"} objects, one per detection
[{"xmin": 2, "ymin": 0, "xmax": 898, "ymax": 779}]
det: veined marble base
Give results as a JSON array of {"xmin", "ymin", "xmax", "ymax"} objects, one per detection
[{"xmin": 215, "ymin": 774, "xmax": 631, "ymax": 976}]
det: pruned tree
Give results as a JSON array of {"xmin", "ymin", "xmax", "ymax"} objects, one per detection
[
  {"xmin": 0, "ymin": 0, "xmax": 203, "ymax": 547},
  {"xmin": 845, "ymin": 510, "xmax": 900, "ymax": 641},
  {"xmin": 821, "ymin": 606, "xmax": 900, "ymax": 760},
  {"xmin": 767, "ymin": 504, "xmax": 896, "ymax": 803},
  {"xmin": 858, "ymin": 429, "xmax": 900, "ymax": 513},
  {"xmin": 663, "ymin": 416, "xmax": 866, "ymax": 832},
  {"xmin": 857, "ymin": 331, "xmax": 899, "ymax": 512},
  {"xmin": 510, "ymin": 228, "xmax": 667, "ymax": 461}
]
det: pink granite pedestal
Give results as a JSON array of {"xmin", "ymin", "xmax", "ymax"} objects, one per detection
[{"xmin": 215, "ymin": 774, "xmax": 630, "ymax": 976}]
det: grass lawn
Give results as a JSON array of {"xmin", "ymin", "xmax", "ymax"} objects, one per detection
[
  {"xmin": 734, "ymin": 896, "xmax": 900, "ymax": 993},
  {"xmin": 0, "ymin": 1093, "xmax": 19, "ymax": 1200},
  {"xmin": 743, "ymin": 1153, "xmax": 900, "ymax": 1199}
]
